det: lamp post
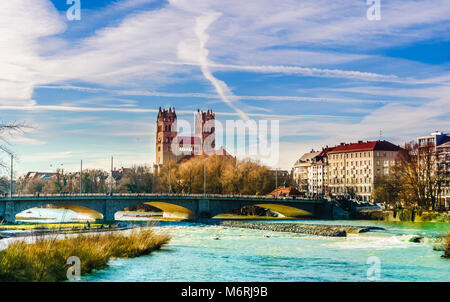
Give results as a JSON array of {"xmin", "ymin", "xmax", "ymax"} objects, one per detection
[
  {"xmin": 80, "ymin": 160, "xmax": 83, "ymax": 194},
  {"xmin": 168, "ymin": 160, "xmax": 172, "ymax": 193},
  {"xmin": 275, "ymin": 168, "xmax": 278, "ymax": 199},
  {"xmin": 110, "ymin": 156, "xmax": 113, "ymax": 196},
  {"xmin": 203, "ymin": 157, "xmax": 206, "ymax": 197},
  {"xmin": 9, "ymin": 154, "xmax": 13, "ymax": 198}
]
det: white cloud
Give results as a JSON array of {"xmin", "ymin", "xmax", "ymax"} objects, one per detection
[
  {"xmin": 4, "ymin": 135, "xmax": 45, "ymax": 146},
  {"xmin": 3, "ymin": 0, "xmax": 448, "ymax": 109},
  {"xmin": 0, "ymin": 0, "xmax": 66, "ymax": 105},
  {"xmin": 37, "ymin": 84, "xmax": 416, "ymax": 105}
]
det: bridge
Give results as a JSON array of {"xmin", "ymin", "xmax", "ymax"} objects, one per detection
[{"xmin": 0, "ymin": 194, "xmax": 338, "ymax": 223}]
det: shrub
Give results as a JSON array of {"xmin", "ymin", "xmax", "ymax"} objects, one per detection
[{"xmin": 444, "ymin": 233, "xmax": 450, "ymax": 259}]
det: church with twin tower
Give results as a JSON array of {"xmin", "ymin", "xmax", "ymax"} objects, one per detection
[{"xmin": 155, "ymin": 107, "xmax": 216, "ymax": 166}]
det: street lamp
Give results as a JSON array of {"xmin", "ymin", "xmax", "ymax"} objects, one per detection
[
  {"xmin": 110, "ymin": 156, "xmax": 113, "ymax": 196},
  {"xmin": 10, "ymin": 154, "xmax": 13, "ymax": 198},
  {"xmin": 203, "ymin": 157, "xmax": 206, "ymax": 197},
  {"xmin": 80, "ymin": 160, "xmax": 83, "ymax": 194},
  {"xmin": 168, "ymin": 160, "xmax": 172, "ymax": 193},
  {"xmin": 275, "ymin": 168, "xmax": 278, "ymax": 199}
]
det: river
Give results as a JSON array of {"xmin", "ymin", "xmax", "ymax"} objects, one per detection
[
  {"xmin": 79, "ymin": 219, "xmax": 449, "ymax": 282},
  {"xmin": 4, "ymin": 208, "xmax": 450, "ymax": 281}
]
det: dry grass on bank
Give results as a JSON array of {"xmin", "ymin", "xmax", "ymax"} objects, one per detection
[
  {"xmin": 0, "ymin": 223, "xmax": 102, "ymax": 231},
  {"xmin": 0, "ymin": 228, "xmax": 170, "ymax": 282}
]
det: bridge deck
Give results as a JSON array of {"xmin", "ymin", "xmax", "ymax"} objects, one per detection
[{"xmin": 1, "ymin": 194, "xmax": 325, "ymax": 203}]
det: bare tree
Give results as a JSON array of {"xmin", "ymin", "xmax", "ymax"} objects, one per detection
[
  {"xmin": 386, "ymin": 141, "xmax": 445, "ymax": 211},
  {"xmin": 0, "ymin": 121, "xmax": 27, "ymax": 168}
]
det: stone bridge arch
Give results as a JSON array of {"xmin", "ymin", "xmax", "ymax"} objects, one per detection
[
  {"xmin": 2, "ymin": 201, "xmax": 104, "ymax": 222},
  {"xmin": 254, "ymin": 204, "xmax": 314, "ymax": 218},
  {"xmin": 114, "ymin": 201, "xmax": 196, "ymax": 220},
  {"xmin": 104, "ymin": 198, "xmax": 200, "ymax": 221},
  {"xmin": 208, "ymin": 199, "xmax": 319, "ymax": 219}
]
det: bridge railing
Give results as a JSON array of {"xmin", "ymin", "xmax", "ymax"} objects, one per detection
[{"xmin": 0, "ymin": 192, "xmax": 324, "ymax": 201}]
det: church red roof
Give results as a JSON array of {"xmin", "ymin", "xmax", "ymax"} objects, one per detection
[
  {"xmin": 329, "ymin": 140, "xmax": 401, "ymax": 153},
  {"xmin": 176, "ymin": 136, "xmax": 201, "ymax": 145}
]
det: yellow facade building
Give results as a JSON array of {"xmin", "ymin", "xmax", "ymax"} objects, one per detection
[{"xmin": 327, "ymin": 140, "xmax": 402, "ymax": 202}]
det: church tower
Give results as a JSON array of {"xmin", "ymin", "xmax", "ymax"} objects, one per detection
[
  {"xmin": 195, "ymin": 109, "xmax": 215, "ymax": 155},
  {"xmin": 156, "ymin": 107, "xmax": 177, "ymax": 165}
]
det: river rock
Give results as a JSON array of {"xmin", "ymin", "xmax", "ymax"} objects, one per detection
[{"xmin": 410, "ymin": 235, "xmax": 424, "ymax": 243}]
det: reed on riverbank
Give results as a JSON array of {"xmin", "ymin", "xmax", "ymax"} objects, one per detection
[{"xmin": 0, "ymin": 227, "xmax": 170, "ymax": 282}]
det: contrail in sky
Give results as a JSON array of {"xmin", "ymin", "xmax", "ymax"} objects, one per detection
[{"xmin": 194, "ymin": 13, "xmax": 250, "ymax": 121}]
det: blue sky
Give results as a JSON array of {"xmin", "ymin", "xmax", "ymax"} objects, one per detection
[{"xmin": 0, "ymin": 0, "xmax": 449, "ymax": 176}]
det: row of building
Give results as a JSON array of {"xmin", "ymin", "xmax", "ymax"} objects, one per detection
[
  {"xmin": 292, "ymin": 131, "xmax": 450, "ymax": 203},
  {"xmin": 17, "ymin": 167, "xmax": 132, "ymax": 190}
]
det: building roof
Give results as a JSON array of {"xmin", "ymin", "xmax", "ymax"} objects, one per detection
[
  {"xmin": 268, "ymin": 186, "xmax": 301, "ymax": 197},
  {"xmin": 20, "ymin": 172, "xmax": 58, "ymax": 180},
  {"xmin": 318, "ymin": 146, "xmax": 336, "ymax": 157},
  {"xmin": 329, "ymin": 140, "xmax": 401, "ymax": 153},
  {"xmin": 294, "ymin": 151, "xmax": 320, "ymax": 165}
]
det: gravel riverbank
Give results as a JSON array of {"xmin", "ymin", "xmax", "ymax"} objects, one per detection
[{"xmin": 219, "ymin": 221, "xmax": 385, "ymax": 237}]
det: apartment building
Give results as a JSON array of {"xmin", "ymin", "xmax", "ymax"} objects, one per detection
[
  {"xmin": 292, "ymin": 147, "xmax": 334, "ymax": 196},
  {"xmin": 437, "ymin": 141, "xmax": 450, "ymax": 208},
  {"xmin": 292, "ymin": 150, "xmax": 320, "ymax": 193},
  {"xmin": 417, "ymin": 131, "xmax": 450, "ymax": 209},
  {"xmin": 327, "ymin": 140, "xmax": 402, "ymax": 202},
  {"xmin": 417, "ymin": 131, "xmax": 450, "ymax": 151},
  {"xmin": 307, "ymin": 147, "xmax": 334, "ymax": 196}
]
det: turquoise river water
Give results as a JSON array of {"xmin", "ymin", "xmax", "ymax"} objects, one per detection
[{"xmin": 79, "ymin": 219, "xmax": 449, "ymax": 282}]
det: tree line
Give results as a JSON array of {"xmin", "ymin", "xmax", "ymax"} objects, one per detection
[
  {"xmin": 13, "ymin": 155, "xmax": 279, "ymax": 196},
  {"xmin": 154, "ymin": 155, "xmax": 276, "ymax": 195}
]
